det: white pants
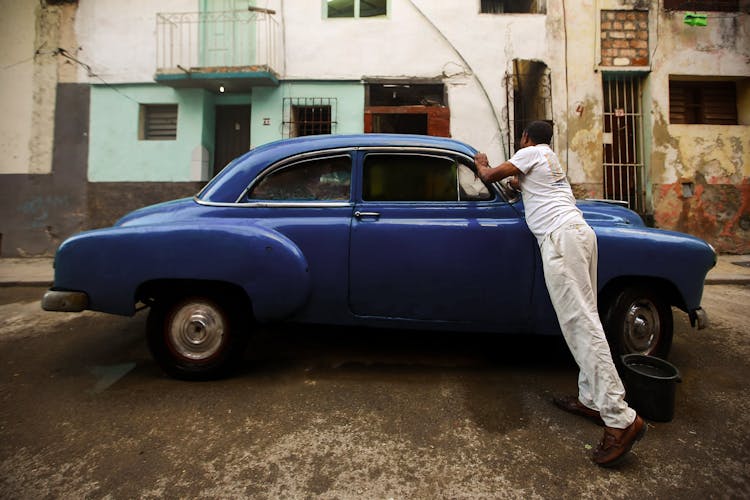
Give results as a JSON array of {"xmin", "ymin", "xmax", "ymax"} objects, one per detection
[{"xmin": 541, "ymin": 222, "xmax": 636, "ymax": 429}]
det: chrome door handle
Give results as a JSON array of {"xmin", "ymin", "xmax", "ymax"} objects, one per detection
[{"xmin": 354, "ymin": 211, "xmax": 381, "ymax": 218}]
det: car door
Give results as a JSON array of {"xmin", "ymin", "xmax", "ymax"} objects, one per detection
[
  {"xmin": 348, "ymin": 149, "xmax": 537, "ymax": 331},
  {"xmin": 241, "ymin": 152, "xmax": 355, "ymax": 323}
]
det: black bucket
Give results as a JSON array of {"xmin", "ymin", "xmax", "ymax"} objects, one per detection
[{"xmin": 621, "ymin": 354, "xmax": 682, "ymax": 422}]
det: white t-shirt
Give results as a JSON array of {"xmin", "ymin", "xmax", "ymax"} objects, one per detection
[{"xmin": 509, "ymin": 143, "xmax": 584, "ymax": 245}]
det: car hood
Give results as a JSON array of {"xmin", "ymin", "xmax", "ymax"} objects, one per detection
[{"xmin": 575, "ymin": 200, "xmax": 646, "ymax": 227}]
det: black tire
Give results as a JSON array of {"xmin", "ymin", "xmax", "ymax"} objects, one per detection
[
  {"xmin": 147, "ymin": 295, "xmax": 249, "ymax": 380},
  {"xmin": 602, "ymin": 286, "xmax": 673, "ymax": 360}
]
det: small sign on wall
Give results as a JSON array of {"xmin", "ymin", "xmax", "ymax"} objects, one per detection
[{"xmin": 263, "ymin": 118, "xmax": 271, "ymax": 126}]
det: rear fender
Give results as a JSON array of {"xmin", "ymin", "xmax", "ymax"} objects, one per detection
[{"xmin": 53, "ymin": 222, "xmax": 311, "ymax": 320}]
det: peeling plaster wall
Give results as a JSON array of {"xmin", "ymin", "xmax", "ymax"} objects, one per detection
[
  {"xmin": 0, "ymin": 0, "xmax": 34, "ymax": 175},
  {"xmin": 283, "ymin": 1, "xmax": 548, "ymax": 162},
  {"xmin": 649, "ymin": 9, "xmax": 750, "ymax": 253},
  {"xmin": 546, "ymin": 0, "xmax": 604, "ymax": 197},
  {"xmin": 551, "ymin": 0, "xmax": 749, "ymax": 252},
  {"xmin": 0, "ymin": 2, "xmax": 88, "ymax": 256}
]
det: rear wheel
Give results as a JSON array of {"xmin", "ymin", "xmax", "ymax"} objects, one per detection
[
  {"xmin": 603, "ymin": 286, "xmax": 673, "ymax": 360},
  {"xmin": 147, "ymin": 295, "xmax": 249, "ymax": 380}
]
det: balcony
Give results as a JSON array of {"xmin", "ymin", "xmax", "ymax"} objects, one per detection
[{"xmin": 155, "ymin": 9, "xmax": 282, "ymax": 92}]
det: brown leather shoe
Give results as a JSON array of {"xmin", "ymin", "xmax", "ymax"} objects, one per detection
[
  {"xmin": 592, "ymin": 415, "xmax": 647, "ymax": 467},
  {"xmin": 553, "ymin": 395, "xmax": 605, "ymax": 426}
]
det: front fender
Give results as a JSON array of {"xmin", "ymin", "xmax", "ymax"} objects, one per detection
[
  {"xmin": 595, "ymin": 226, "xmax": 716, "ymax": 311},
  {"xmin": 53, "ymin": 222, "xmax": 311, "ymax": 320}
]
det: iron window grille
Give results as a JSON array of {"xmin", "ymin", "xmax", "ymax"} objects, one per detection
[
  {"xmin": 602, "ymin": 75, "xmax": 645, "ymax": 213},
  {"xmin": 283, "ymin": 98, "xmax": 337, "ymax": 138}
]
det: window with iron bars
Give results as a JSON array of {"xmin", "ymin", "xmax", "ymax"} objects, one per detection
[{"xmin": 283, "ymin": 98, "xmax": 337, "ymax": 138}]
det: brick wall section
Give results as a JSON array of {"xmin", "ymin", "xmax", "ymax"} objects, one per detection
[{"xmin": 601, "ymin": 10, "xmax": 649, "ymax": 67}]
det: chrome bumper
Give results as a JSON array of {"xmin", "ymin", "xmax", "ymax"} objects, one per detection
[
  {"xmin": 690, "ymin": 307, "xmax": 708, "ymax": 330},
  {"xmin": 42, "ymin": 290, "xmax": 89, "ymax": 312}
]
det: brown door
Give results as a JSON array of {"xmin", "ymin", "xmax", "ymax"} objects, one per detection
[{"xmin": 214, "ymin": 105, "xmax": 251, "ymax": 176}]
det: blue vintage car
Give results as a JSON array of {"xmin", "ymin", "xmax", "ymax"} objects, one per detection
[{"xmin": 43, "ymin": 134, "xmax": 715, "ymax": 379}]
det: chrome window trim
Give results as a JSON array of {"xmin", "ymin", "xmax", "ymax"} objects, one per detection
[
  {"xmin": 197, "ymin": 144, "xmax": 503, "ymax": 207},
  {"xmin": 195, "ymin": 197, "xmax": 353, "ymax": 209}
]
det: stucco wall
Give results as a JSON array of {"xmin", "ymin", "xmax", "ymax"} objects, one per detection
[
  {"xmin": 88, "ymin": 85, "xmax": 214, "ymax": 182},
  {"xmin": 75, "ymin": 0, "xmax": 550, "ymax": 162},
  {"xmin": 0, "ymin": 0, "xmax": 34, "ymax": 174},
  {"xmin": 250, "ymin": 81, "xmax": 365, "ymax": 147},
  {"xmin": 0, "ymin": 0, "xmax": 54, "ymax": 175},
  {"xmin": 649, "ymin": 9, "xmax": 750, "ymax": 253}
]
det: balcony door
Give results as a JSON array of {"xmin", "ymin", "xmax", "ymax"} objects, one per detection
[{"xmin": 200, "ymin": 0, "xmax": 256, "ymax": 68}]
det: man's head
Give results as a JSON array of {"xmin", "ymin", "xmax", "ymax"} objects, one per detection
[{"xmin": 522, "ymin": 121, "xmax": 553, "ymax": 146}]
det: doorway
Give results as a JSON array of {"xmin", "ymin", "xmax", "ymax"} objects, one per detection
[
  {"xmin": 364, "ymin": 82, "xmax": 450, "ymax": 137},
  {"xmin": 214, "ymin": 105, "xmax": 250, "ymax": 176},
  {"xmin": 602, "ymin": 75, "xmax": 645, "ymax": 213}
]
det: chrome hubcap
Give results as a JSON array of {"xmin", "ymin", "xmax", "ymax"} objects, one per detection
[
  {"xmin": 169, "ymin": 302, "xmax": 225, "ymax": 361},
  {"xmin": 623, "ymin": 299, "xmax": 660, "ymax": 354}
]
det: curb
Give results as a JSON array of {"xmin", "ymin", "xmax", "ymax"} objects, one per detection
[
  {"xmin": 0, "ymin": 281, "xmax": 54, "ymax": 288},
  {"xmin": 705, "ymin": 278, "xmax": 750, "ymax": 286}
]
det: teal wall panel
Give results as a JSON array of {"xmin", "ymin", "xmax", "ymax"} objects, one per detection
[
  {"xmin": 250, "ymin": 81, "xmax": 364, "ymax": 148},
  {"xmin": 88, "ymin": 85, "xmax": 212, "ymax": 182},
  {"xmin": 89, "ymin": 82, "xmax": 363, "ymax": 182}
]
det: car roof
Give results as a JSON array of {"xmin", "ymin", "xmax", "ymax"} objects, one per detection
[{"xmin": 198, "ymin": 134, "xmax": 477, "ymax": 203}]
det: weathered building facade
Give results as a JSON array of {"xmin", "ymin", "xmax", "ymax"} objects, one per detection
[{"xmin": 1, "ymin": 0, "xmax": 748, "ymax": 256}]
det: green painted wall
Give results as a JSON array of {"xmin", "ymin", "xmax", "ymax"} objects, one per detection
[
  {"xmin": 88, "ymin": 85, "xmax": 213, "ymax": 182},
  {"xmin": 250, "ymin": 81, "xmax": 364, "ymax": 148},
  {"xmin": 89, "ymin": 81, "xmax": 364, "ymax": 182}
]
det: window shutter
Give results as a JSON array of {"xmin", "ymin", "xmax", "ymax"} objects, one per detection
[
  {"xmin": 142, "ymin": 105, "xmax": 178, "ymax": 140},
  {"xmin": 669, "ymin": 81, "xmax": 737, "ymax": 125},
  {"xmin": 663, "ymin": 0, "xmax": 739, "ymax": 12},
  {"xmin": 702, "ymin": 85, "xmax": 737, "ymax": 125}
]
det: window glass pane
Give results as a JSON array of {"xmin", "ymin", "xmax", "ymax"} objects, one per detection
[
  {"xmin": 363, "ymin": 155, "xmax": 458, "ymax": 201},
  {"xmin": 328, "ymin": 0, "xmax": 354, "ymax": 17},
  {"xmin": 249, "ymin": 156, "xmax": 351, "ymax": 201},
  {"xmin": 360, "ymin": 0, "xmax": 387, "ymax": 17}
]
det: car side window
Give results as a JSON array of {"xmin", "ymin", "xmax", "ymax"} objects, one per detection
[
  {"xmin": 362, "ymin": 154, "xmax": 492, "ymax": 202},
  {"xmin": 363, "ymin": 154, "xmax": 460, "ymax": 201},
  {"xmin": 247, "ymin": 155, "xmax": 351, "ymax": 201},
  {"xmin": 457, "ymin": 163, "xmax": 492, "ymax": 201}
]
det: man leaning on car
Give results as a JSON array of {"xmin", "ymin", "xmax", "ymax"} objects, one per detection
[{"xmin": 474, "ymin": 121, "xmax": 646, "ymax": 467}]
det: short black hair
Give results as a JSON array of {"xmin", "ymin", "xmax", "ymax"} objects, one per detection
[{"xmin": 524, "ymin": 121, "xmax": 553, "ymax": 145}]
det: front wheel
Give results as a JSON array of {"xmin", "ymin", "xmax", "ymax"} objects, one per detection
[
  {"xmin": 147, "ymin": 295, "xmax": 248, "ymax": 380},
  {"xmin": 602, "ymin": 286, "xmax": 673, "ymax": 359}
]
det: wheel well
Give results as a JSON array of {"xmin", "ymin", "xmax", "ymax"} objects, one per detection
[
  {"xmin": 598, "ymin": 276, "xmax": 685, "ymax": 313},
  {"xmin": 136, "ymin": 279, "xmax": 253, "ymax": 317}
]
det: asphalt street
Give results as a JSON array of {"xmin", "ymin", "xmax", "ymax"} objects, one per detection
[{"xmin": 1, "ymin": 284, "xmax": 749, "ymax": 498}]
